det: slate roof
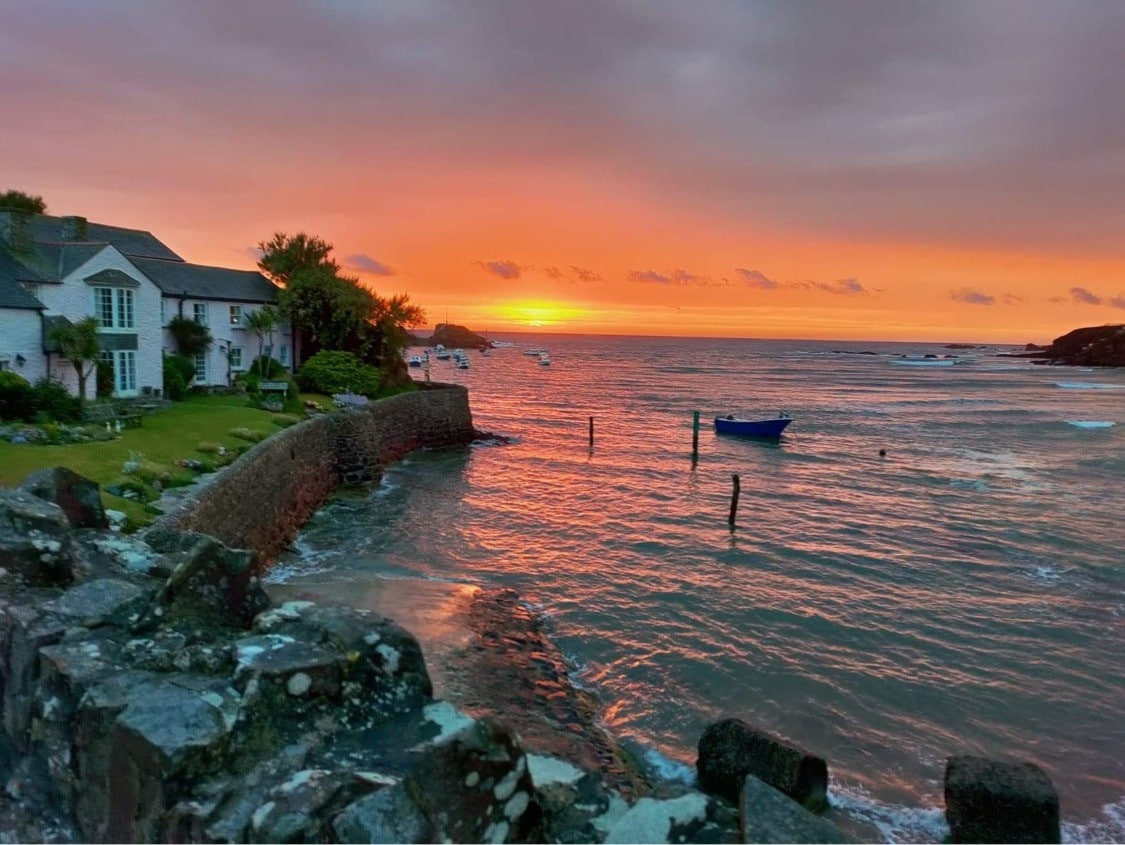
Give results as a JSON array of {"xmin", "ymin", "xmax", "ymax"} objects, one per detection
[
  {"xmin": 0, "ymin": 274, "xmax": 44, "ymax": 310},
  {"xmin": 33, "ymin": 242, "xmax": 114, "ymax": 281},
  {"xmin": 27, "ymin": 215, "xmax": 183, "ymax": 262},
  {"xmin": 41, "ymin": 315, "xmax": 73, "ymax": 353},
  {"xmin": 130, "ymin": 257, "xmax": 280, "ymax": 304}
]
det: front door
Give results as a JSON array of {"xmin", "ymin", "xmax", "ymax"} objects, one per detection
[{"xmin": 113, "ymin": 350, "xmax": 137, "ymax": 396}]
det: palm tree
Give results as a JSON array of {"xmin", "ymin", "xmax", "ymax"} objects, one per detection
[
  {"xmin": 48, "ymin": 316, "xmax": 101, "ymax": 406},
  {"xmin": 244, "ymin": 305, "xmax": 281, "ymax": 376}
]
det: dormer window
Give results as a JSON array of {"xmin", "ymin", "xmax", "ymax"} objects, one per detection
[{"xmin": 93, "ymin": 287, "xmax": 135, "ymax": 330}]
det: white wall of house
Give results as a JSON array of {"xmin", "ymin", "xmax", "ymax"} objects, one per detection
[
  {"xmin": 0, "ymin": 307, "xmax": 48, "ymax": 386},
  {"xmin": 161, "ymin": 297, "xmax": 292, "ymax": 386},
  {"xmin": 35, "ymin": 247, "xmax": 164, "ymax": 398}
]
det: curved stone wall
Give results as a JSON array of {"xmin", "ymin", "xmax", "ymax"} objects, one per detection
[{"xmin": 155, "ymin": 384, "xmax": 474, "ymax": 562}]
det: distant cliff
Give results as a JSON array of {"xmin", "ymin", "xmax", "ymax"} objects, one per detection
[
  {"xmin": 1014, "ymin": 324, "xmax": 1125, "ymax": 367},
  {"xmin": 412, "ymin": 323, "xmax": 487, "ymax": 349}
]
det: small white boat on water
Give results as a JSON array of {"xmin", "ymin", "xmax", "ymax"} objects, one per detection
[
  {"xmin": 523, "ymin": 347, "xmax": 546, "ymax": 356},
  {"xmin": 538, "ymin": 352, "xmax": 551, "ymax": 366},
  {"xmin": 433, "ymin": 344, "xmax": 451, "ymax": 360},
  {"xmin": 407, "ymin": 355, "xmax": 424, "ymax": 367}
]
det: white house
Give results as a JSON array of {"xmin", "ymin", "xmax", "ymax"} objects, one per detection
[{"xmin": 0, "ymin": 210, "xmax": 290, "ymax": 399}]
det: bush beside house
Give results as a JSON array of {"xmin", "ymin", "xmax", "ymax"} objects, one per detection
[{"xmin": 296, "ymin": 350, "xmax": 382, "ymax": 397}]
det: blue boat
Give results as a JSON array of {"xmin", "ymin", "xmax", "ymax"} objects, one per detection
[{"xmin": 714, "ymin": 414, "xmax": 793, "ymax": 438}]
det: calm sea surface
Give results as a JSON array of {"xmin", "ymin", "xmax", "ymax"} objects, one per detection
[{"xmin": 273, "ymin": 336, "xmax": 1124, "ymax": 842}]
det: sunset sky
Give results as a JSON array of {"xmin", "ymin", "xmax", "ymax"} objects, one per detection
[{"xmin": 2, "ymin": 1, "xmax": 1123, "ymax": 342}]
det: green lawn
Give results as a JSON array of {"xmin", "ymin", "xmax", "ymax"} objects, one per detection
[{"xmin": 0, "ymin": 394, "xmax": 288, "ymax": 528}]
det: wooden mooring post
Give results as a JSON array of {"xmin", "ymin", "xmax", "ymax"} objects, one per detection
[
  {"xmin": 728, "ymin": 473, "xmax": 741, "ymax": 527},
  {"xmin": 692, "ymin": 410, "xmax": 700, "ymax": 459},
  {"xmin": 589, "ymin": 416, "xmax": 594, "ymax": 447}
]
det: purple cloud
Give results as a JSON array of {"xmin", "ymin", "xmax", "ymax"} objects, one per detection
[
  {"xmin": 1003, "ymin": 294, "xmax": 1022, "ymax": 305},
  {"xmin": 629, "ymin": 268, "xmax": 727, "ymax": 287},
  {"xmin": 345, "ymin": 253, "xmax": 394, "ymax": 275},
  {"xmin": 736, "ymin": 268, "xmax": 778, "ymax": 290},
  {"xmin": 478, "ymin": 260, "xmax": 523, "ymax": 280},
  {"xmin": 570, "ymin": 265, "xmax": 602, "ymax": 283},
  {"xmin": 1070, "ymin": 286, "xmax": 1102, "ymax": 305},
  {"xmin": 952, "ymin": 287, "xmax": 996, "ymax": 305},
  {"xmin": 1110, "ymin": 294, "xmax": 1125, "ymax": 309}
]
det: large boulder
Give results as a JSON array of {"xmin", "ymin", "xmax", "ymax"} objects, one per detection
[
  {"xmin": 696, "ymin": 718, "xmax": 828, "ymax": 810},
  {"xmin": 21, "ymin": 467, "xmax": 108, "ymax": 530},
  {"xmin": 740, "ymin": 775, "xmax": 850, "ymax": 843},
  {"xmin": 405, "ymin": 716, "xmax": 541, "ymax": 842},
  {"xmin": 333, "ymin": 782, "xmax": 432, "ymax": 844},
  {"xmin": 0, "ymin": 489, "xmax": 74, "ymax": 585},
  {"xmin": 137, "ymin": 529, "xmax": 269, "ymax": 629},
  {"xmin": 944, "ymin": 756, "xmax": 1060, "ymax": 843}
]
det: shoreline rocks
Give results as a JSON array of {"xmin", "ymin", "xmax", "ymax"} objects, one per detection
[
  {"xmin": 1001, "ymin": 324, "xmax": 1125, "ymax": 366},
  {"xmin": 945, "ymin": 756, "xmax": 1061, "ymax": 844}
]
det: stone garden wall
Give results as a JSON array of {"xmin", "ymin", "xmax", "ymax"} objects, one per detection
[{"xmin": 156, "ymin": 383, "xmax": 475, "ymax": 563}]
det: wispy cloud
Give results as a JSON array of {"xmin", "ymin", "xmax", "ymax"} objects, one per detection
[
  {"xmin": 478, "ymin": 260, "xmax": 523, "ymax": 280},
  {"xmin": 952, "ymin": 287, "xmax": 996, "ymax": 305},
  {"xmin": 540, "ymin": 265, "xmax": 565, "ymax": 280},
  {"xmin": 1110, "ymin": 294, "xmax": 1125, "ymax": 309},
  {"xmin": 794, "ymin": 277, "xmax": 869, "ymax": 296},
  {"xmin": 1003, "ymin": 294, "xmax": 1022, "ymax": 305},
  {"xmin": 1070, "ymin": 286, "xmax": 1102, "ymax": 305},
  {"xmin": 629, "ymin": 268, "xmax": 727, "ymax": 287},
  {"xmin": 345, "ymin": 253, "xmax": 394, "ymax": 275},
  {"xmin": 570, "ymin": 265, "xmax": 602, "ymax": 283},
  {"xmin": 736, "ymin": 268, "xmax": 779, "ymax": 290}
]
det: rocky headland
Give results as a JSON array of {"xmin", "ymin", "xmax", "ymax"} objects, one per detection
[
  {"xmin": 1002, "ymin": 324, "xmax": 1125, "ymax": 367},
  {"xmin": 412, "ymin": 323, "xmax": 489, "ymax": 349}
]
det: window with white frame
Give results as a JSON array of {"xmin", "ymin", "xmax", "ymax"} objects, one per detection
[
  {"xmin": 229, "ymin": 305, "xmax": 242, "ymax": 325},
  {"xmin": 114, "ymin": 350, "xmax": 137, "ymax": 394},
  {"xmin": 193, "ymin": 352, "xmax": 207, "ymax": 383},
  {"xmin": 193, "ymin": 302, "xmax": 208, "ymax": 325},
  {"xmin": 93, "ymin": 287, "xmax": 134, "ymax": 329},
  {"xmin": 278, "ymin": 345, "xmax": 288, "ymax": 366},
  {"xmin": 229, "ymin": 347, "xmax": 244, "ymax": 370}
]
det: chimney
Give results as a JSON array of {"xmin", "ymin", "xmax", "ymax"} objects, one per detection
[
  {"xmin": 0, "ymin": 210, "xmax": 32, "ymax": 253},
  {"xmin": 59, "ymin": 215, "xmax": 87, "ymax": 241}
]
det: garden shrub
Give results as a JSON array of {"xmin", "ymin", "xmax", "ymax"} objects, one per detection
[
  {"xmin": 0, "ymin": 371, "xmax": 35, "ymax": 421},
  {"xmin": 31, "ymin": 377, "xmax": 82, "ymax": 422},
  {"xmin": 270, "ymin": 413, "xmax": 301, "ymax": 428},
  {"xmin": 163, "ymin": 355, "xmax": 196, "ymax": 401},
  {"xmin": 230, "ymin": 427, "xmax": 268, "ymax": 443},
  {"xmin": 246, "ymin": 355, "xmax": 287, "ymax": 380},
  {"xmin": 296, "ymin": 351, "xmax": 381, "ymax": 398}
]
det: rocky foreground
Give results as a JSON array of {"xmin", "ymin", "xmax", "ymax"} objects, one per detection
[
  {"xmin": 1006, "ymin": 324, "xmax": 1125, "ymax": 367},
  {"xmin": 0, "ymin": 467, "xmax": 1066, "ymax": 844}
]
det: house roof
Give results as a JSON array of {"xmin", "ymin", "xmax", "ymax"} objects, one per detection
[
  {"xmin": 27, "ymin": 215, "xmax": 183, "ymax": 262},
  {"xmin": 34, "ymin": 242, "xmax": 115, "ymax": 281},
  {"xmin": 41, "ymin": 315, "xmax": 73, "ymax": 353},
  {"xmin": 130, "ymin": 257, "xmax": 280, "ymax": 304},
  {"xmin": 0, "ymin": 274, "xmax": 44, "ymax": 310}
]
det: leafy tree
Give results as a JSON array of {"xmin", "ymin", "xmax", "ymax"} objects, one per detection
[
  {"xmin": 167, "ymin": 315, "xmax": 213, "ymax": 357},
  {"xmin": 0, "ymin": 190, "xmax": 46, "ymax": 213},
  {"xmin": 243, "ymin": 304, "xmax": 281, "ymax": 376},
  {"xmin": 257, "ymin": 232, "xmax": 337, "ymax": 286},
  {"xmin": 47, "ymin": 316, "xmax": 101, "ymax": 405},
  {"xmin": 259, "ymin": 231, "xmax": 425, "ymax": 375}
]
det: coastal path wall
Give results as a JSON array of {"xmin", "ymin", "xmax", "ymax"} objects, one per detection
[{"xmin": 155, "ymin": 383, "xmax": 474, "ymax": 563}]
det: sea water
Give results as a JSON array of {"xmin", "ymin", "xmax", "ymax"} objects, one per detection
[{"xmin": 273, "ymin": 336, "xmax": 1125, "ymax": 842}]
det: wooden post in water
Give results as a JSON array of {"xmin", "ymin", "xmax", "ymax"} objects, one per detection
[
  {"xmin": 728, "ymin": 473, "xmax": 741, "ymax": 527},
  {"xmin": 589, "ymin": 416, "xmax": 594, "ymax": 447},
  {"xmin": 692, "ymin": 410, "xmax": 700, "ymax": 459}
]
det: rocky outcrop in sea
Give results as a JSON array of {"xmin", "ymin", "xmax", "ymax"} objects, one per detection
[{"xmin": 1003, "ymin": 324, "xmax": 1125, "ymax": 367}]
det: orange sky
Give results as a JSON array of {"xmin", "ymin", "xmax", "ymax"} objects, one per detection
[{"xmin": 2, "ymin": 2, "xmax": 1123, "ymax": 343}]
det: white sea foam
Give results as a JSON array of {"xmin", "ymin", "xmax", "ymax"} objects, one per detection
[
  {"xmin": 1062, "ymin": 795, "xmax": 1125, "ymax": 843},
  {"xmin": 1065, "ymin": 420, "xmax": 1116, "ymax": 429},
  {"xmin": 640, "ymin": 747, "xmax": 697, "ymax": 786},
  {"xmin": 828, "ymin": 782, "xmax": 949, "ymax": 844},
  {"xmin": 1055, "ymin": 382, "xmax": 1118, "ymax": 390}
]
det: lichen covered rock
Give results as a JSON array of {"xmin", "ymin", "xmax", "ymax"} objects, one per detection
[{"xmin": 21, "ymin": 467, "xmax": 108, "ymax": 530}]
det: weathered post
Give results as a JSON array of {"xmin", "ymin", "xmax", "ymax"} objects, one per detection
[
  {"xmin": 692, "ymin": 410, "xmax": 700, "ymax": 459},
  {"xmin": 589, "ymin": 416, "xmax": 594, "ymax": 447},
  {"xmin": 728, "ymin": 473, "xmax": 741, "ymax": 527}
]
